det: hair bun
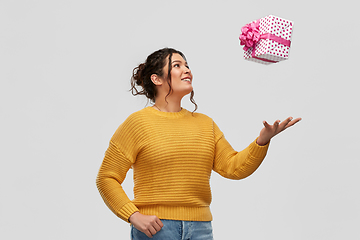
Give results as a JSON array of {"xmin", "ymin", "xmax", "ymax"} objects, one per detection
[{"xmin": 133, "ymin": 63, "xmax": 146, "ymax": 86}]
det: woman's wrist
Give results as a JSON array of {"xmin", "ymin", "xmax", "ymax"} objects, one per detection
[
  {"xmin": 128, "ymin": 211, "xmax": 140, "ymax": 223},
  {"xmin": 256, "ymin": 137, "xmax": 269, "ymax": 146}
]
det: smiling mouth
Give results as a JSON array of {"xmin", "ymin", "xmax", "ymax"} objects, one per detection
[{"xmin": 182, "ymin": 78, "xmax": 191, "ymax": 82}]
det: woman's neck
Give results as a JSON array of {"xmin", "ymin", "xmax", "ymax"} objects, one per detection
[{"xmin": 153, "ymin": 97, "xmax": 182, "ymax": 112}]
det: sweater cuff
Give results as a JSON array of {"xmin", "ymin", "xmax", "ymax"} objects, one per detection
[
  {"xmin": 119, "ymin": 202, "xmax": 139, "ymax": 223},
  {"xmin": 251, "ymin": 138, "xmax": 270, "ymax": 158}
]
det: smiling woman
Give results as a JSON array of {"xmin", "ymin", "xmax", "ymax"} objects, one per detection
[{"xmin": 96, "ymin": 47, "xmax": 301, "ymax": 240}]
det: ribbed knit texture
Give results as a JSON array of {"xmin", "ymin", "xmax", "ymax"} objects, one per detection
[{"xmin": 96, "ymin": 107, "xmax": 269, "ymax": 222}]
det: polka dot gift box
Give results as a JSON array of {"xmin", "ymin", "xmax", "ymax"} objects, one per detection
[{"xmin": 239, "ymin": 15, "xmax": 293, "ymax": 65}]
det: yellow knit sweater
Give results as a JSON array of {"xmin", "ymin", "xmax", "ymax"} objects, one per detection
[{"xmin": 96, "ymin": 107, "xmax": 269, "ymax": 223}]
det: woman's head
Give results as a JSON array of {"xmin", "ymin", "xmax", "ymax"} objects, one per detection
[{"xmin": 130, "ymin": 48, "xmax": 197, "ymax": 110}]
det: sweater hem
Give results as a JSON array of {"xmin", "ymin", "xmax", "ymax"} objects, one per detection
[{"xmin": 136, "ymin": 205, "xmax": 213, "ymax": 222}]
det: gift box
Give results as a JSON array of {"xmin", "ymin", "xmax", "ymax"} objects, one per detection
[{"xmin": 239, "ymin": 15, "xmax": 293, "ymax": 64}]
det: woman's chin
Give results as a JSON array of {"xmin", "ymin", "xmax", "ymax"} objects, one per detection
[{"xmin": 182, "ymin": 88, "xmax": 194, "ymax": 96}]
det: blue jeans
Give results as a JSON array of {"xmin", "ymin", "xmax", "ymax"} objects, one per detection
[{"xmin": 130, "ymin": 219, "xmax": 213, "ymax": 240}]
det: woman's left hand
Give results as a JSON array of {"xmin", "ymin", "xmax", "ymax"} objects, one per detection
[{"xmin": 256, "ymin": 117, "xmax": 302, "ymax": 146}]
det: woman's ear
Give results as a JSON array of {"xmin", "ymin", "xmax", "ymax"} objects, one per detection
[{"xmin": 151, "ymin": 74, "xmax": 163, "ymax": 86}]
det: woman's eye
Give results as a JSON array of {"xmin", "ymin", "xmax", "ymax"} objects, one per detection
[{"xmin": 174, "ymin": 64, "xmax": 180, "ymax": 67}]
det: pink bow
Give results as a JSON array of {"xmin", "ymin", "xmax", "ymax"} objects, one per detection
[{"xmin": 239, "ymin": 20, "xmax": 261, "ymax": 51}]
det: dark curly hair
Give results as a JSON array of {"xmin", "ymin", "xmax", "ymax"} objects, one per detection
[{"xmin": 130, "ymin": 48, "xmax": 197, "ymax": 111}]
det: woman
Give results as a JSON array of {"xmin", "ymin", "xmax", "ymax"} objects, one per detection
[{"xmin": 96, "ymin": 48, "xmax": 301, "ymax": 240}]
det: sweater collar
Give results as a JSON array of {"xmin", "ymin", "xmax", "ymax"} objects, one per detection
[{"xmin": 145, "ymin": 106, "xmax": 189, "ymax": 118}]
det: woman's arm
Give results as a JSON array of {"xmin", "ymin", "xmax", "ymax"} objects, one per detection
[
  {"xmin": 212, "ymin": 122, "xmax": 269, "ymax": 180},
  {"xmin": 96, "ymin": 142, "xmax": 139, "ymax": 222},
  {"xmin": 212, "ymin": 117, "xmax": 301, "ymax": 180}
]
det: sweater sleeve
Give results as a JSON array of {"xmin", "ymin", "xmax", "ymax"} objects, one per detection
[
  {"xmin": 212, "ymin": 121, "xmax": 270, "ymax": 180},
  {"xmin": 96, "ymin": 114, "xmax": 141, "ymax": 222},
  {"xmin": 96, "ymin": 142, "xmax": 139, "ymax": 222}
]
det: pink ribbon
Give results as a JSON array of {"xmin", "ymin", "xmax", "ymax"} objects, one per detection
[
  {"xmin": 260, "ymin": 33, "xmax": 291, "ymax": 47},
  {"xmin": 251, "ymin": 33, "xmax": 291, "ymax": 58},
  {"xmin": 253, "ymin": 56, "xmax": 277, "ymax": 63}
]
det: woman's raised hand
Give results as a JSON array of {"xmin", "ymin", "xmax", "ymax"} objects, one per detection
[
  {"xmin": 129, "ymin": 212, "xmax": 164, "ymax": 238},
  {"xmin": 256, "ymin": 117, "xmax": 302, "ymax": 146}
]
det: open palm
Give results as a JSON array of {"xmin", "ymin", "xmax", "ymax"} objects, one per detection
[{"xmin": 257, "ymin": 117, "xmax": 302, "ymax": 146}]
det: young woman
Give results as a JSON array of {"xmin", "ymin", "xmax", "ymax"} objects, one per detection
[{"xmin": 96, "ymin": 48, "xmax": 301, "ymax": 240}]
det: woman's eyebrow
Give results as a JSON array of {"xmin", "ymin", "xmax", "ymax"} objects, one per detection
[{"xmin": 171, "ymin": 60, "xmax": 188, "ymax": 64}]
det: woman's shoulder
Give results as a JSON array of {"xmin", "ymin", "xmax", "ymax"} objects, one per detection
[
  {"xmin": 191, "ymin": 111, "xmax": 213, "ymax": 121},
  {"xmin": 188, "ymin": 111, "xmax": 216, "ymax": 127},
  {"xmin": 123, "ymin": 107, "xmax": 151, "ymax": 123},
  {"xmin": 192, "ymin": 112, "xmax": 210, "ymax": 120},
  {"xmin": 112, "ymin": 108, "xmax": 150, "ymax": 136}
]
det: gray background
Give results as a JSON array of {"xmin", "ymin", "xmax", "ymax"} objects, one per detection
[{"xmin": 1, "ymin": 0, "xmax": 359, "ymax": 239}]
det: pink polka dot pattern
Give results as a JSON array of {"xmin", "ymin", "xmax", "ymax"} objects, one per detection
[{"xmin": 242, "ymin": 15, "xmax": 293, "ymax": 65}]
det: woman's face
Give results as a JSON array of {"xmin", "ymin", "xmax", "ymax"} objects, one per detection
[{"xmin": 162, "ymin": 53, "xmax": 193, "ymax": 97}]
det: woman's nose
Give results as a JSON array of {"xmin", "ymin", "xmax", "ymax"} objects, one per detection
[{"xmin": 183, "ymin": 65, "xmax": 191, "ymax": 74}]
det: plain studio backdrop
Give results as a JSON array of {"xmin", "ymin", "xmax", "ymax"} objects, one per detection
[{"xmin": 1, "ymin": 0, "xmax": 359, "ymax": 239}]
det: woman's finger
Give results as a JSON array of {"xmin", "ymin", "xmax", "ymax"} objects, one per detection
[
  {"xmin": 153, "ymin": 223, "xmax": 162, "ymax": 232},
  {"xmin": 263, "ymin": 120, "xmax": 270, "ymax": 128},
  {"xmin": 284, "ymin": 117, "xmax": 302, "ymax": 129},
  {"xmin": 273, "ymin": 120, "xmax": 280, "ymax": 132},
  {"xmin": 145, "ymin": 229, "xmax": 153, "ymax": 238},
  {"xmin": 155, "ymin": 218, "xmax": 164, "ymax": 230},
  {"xmin": 278, "ymin": 117, "xmax": 292, "ymax": 131},
  {"xmin": 148, "ymin": 226, "xmax": 157, "ymax": 237}
]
